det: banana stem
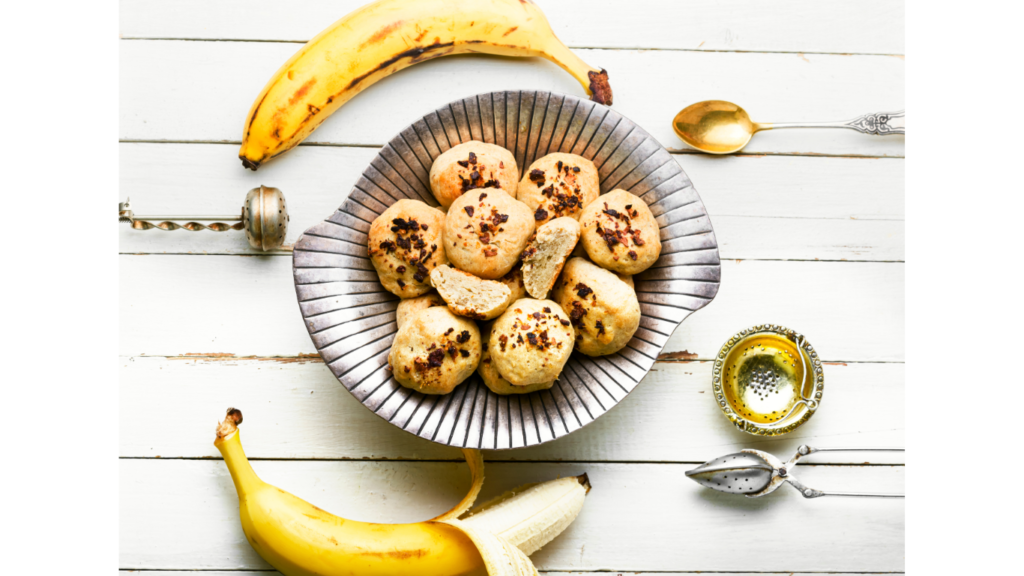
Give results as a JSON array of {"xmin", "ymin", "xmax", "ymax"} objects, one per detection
[
  {"xmin": 541, "ymin": 39, "xmax": 613, "ymax": 105},
  {"xmin": 214, "ymin": 408, "xmax": 263, "ymax": 497}
]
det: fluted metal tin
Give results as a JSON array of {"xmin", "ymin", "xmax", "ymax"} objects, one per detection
[{"xmin": 292, "ymin": 91, "xmax": 721, "ymax": 449}]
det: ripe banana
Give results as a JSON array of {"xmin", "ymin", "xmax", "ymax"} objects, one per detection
[
  {"xmin": 239, "ymin": 0, "xmax": 612, "ymax": 170},
  {"xmin": 214, "ymin": 408, "xmax": 589, "ymax": 576}
]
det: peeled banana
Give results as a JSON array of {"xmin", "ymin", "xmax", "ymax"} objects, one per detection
[
  {"xmin": 239, "ymin": 0, "xmax": 612, "ymax": 170},
  {"xmin": 214, "ymin": 408, "xmax": 589, "ymax": 576}
]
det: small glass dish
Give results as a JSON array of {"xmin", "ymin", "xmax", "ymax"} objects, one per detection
[{"xmin": 713, "ymin": 324, "xmax": 824, "ymax": 436}]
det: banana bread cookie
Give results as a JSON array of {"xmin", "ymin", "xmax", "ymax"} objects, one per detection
[
  {"xmin": 367, "ymin": 199, "xmax": 448, "ymax": 298},
  {"xmin": 388, "ymin": 306, "xmax": 481, "ymax": 394},
  {"xmin": 516, "ymin": 153, "xmax": 599, "ymax": 226},
  {"xmin": 443, "ymin": 188, "xmax": 535, "ymax": 279},
  {"xmin": 552, "ymin": 257, "xmax": 640, "ymax": 356},
  {"xmin": 429, "ymin": 265, "xmax": 512, "ymax": 320},
  {"xmin": 578, "ymin": 189, "xmax": 662, "ymax": 275},
  {"xmin": 488, "ymin": 299, "xmax": 575, "ymax": 386},
  {"xmin": 478, "ymin": 321, "xmax": 555, "ymax": 395},
  {"xmin": 521, "ymin": 217, "xmax": 581, "ymax": 299},
  {"xmin": 430, "ymin": 141, "xmax": 519, "ymax": 209}
]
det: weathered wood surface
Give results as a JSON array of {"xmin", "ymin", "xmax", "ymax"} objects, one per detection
[
  {"xmin": 120, "ymin": 41, "xmax": 905, "ymax": 157},
  {"xmin": 120, "ymin": 0, "xmax": 905, "ymax": 55},
  {"xmin": 119, "ymin": 459, "xmax": 905, "ymax": 572},
  {"xmin": 119, "ymin": 143, "xmax": 904, "ymax": 261},
  {"xmin": 119, "ymin": 255, "xmax": 904, "ymax": 361},
  {"xmin": 118, "ymin": 2, "xmax": 904, "ymax": 573},
  {"xmin": 120, "ymin": 356, "xmax": 904, "ymax": 463}
]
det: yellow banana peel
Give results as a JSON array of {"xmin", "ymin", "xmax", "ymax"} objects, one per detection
[{"xmin": 239, "ymin": 0, "xmax": 612, "ymax": 169}]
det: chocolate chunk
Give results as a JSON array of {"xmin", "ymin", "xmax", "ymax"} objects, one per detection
[
  {"xmin": 379, "ymin": 240, "xmax": 396, "ymax": 253},
  {"xmin": 413, "ymin": 263, "xmax": 429, "ymax": 282},
  {"xmin": 447, "ymin": 342, "xmax": 459, "ymax": 359},
  {"xmin": 596, "ymin": 320, "xmax": 606, "ymax": 336},
  {"xmin": 526, "ymin": 332, "xmax": 539, "ymax": 347},
  {"xmin": 427, "ymin": 349, "xmax": 445, "ymax": 368},
  {"xmin": 459, "ymin": 349, "xmax": 470, "ymax": 357},
  {"xmin": 456, "ymin": 330, "xmax": 471, "ymax": 344},
  {"xmin": 457, "ymin": 160, "xmax": 469, "ymax": 168},
  {"xmin": 534, "ymin": 207, "xmax": 548, "ymax": 221},
  {"xmin": 543, "ymin": 307, "xmax": 552, "ymax": 313},
  {"xmin": 464, "ymin": 206, "xmax": 475, "ymax": 217},
  {"xmin": 468, "ymin": 151, "xmax": 477, "ymax": 165},
  {"xmin": 574, "ymin": 283, "xmax": 593, "ymax": 298},
  {"xmin": 494, "ymin": 213, "xmax": 509, "ymax": 224},
  {"xmin": 395, "ymin": 235, "xmax": 411, "ymax": 250},
  {"xmin": 560, "ymin": 318, "xmax": 571, "ymax": 326},
  {"xmin": 529, "ymin": 169, "xmax": 545, "ymax": 184},
  {"xmin": 628, "ymin": 250, "xmax": 638, "ymax": 260},
  {"xmin": 397, "ymin": 279, "xmax": 406, "ymax": 288},
  {"xmin": 479, "ymin": 193, "xmax": 488, "ymax": 201},
  {"xmin": 499, "ymin": 334, "xmax": 509, "ymax": 351},
  {"xmin": 444, "ymin": 327, "xmax": 454, "ymax": 336},
  {"xmin": 421, "ymin": 223, "xmax": 429, "ymax": 231},
  {"xmin": 569, "ymin": 302, "xmax": 587, "ymax": 325},
  {"xmin": 396, "ymin": 265, "xmax": 406, "ymax": 273},
  {"xmin": 573, "ymin": 166, "xmax": 580, "ymax": 173}
]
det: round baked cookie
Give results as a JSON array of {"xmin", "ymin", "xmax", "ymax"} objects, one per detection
[
  {"xmin": 579, "ymin": 189, "xmax": 662, "ymax": 275},
  {"xmin": 478, "ymin": 321, "xmax": 554, "ymax": 395},
  {"xmin": 396, "ymin": 292, "xmax": 446, "ymax": 329},
  {"xmin": 516, "ymin": 153, "xmax": 599, "ymax": 226},
  {"xmin": 443, "ymin": 188, "xmax": 535, "ymax": 279},
  {"xmin": 388, "ymin": 307, "xmax": 481, "ymax": 394},
  {"xmin": 552, "ymin": 257, "xmax": 640, "ymax": 357},
  {"xmin": 489, "ymin": 299, "xmax": 574, "ymax": 386},
  {"xmin": 368, "ymin": 200, "xmax": 448, "ymax": 298},
  {"xmin": 429, "ymin": 141, "xmax": 519, "ymax": 209}
]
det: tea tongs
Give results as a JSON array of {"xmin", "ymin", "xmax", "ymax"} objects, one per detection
[{"xmin": 686, "ymin": 445, "xmax": 904, "ymax": 499}]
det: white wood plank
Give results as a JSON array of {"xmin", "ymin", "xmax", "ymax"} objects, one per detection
[
  {"xmin": 119, "ymin": 459, "xmax": 904, "ymax": 572},
  {"xmin": 119, "ymin": 41, "xmax": 905, "ymax": 157},
  {"xmin": 120, "ymin": 0, "xmax": 905, "ymax": 55},
  {"xmin": 119, "ymin": 255, "xmax": 904, "ymax": 361},
  {"xmin": 118, "ymin": 143, "xmax": 903, "ymax": 261},
  {"xmin": 120, "ymin": 356, "xmax": 904, "ymax": 463}
]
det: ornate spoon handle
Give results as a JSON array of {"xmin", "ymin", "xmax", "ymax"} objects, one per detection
[{"xmin": 756, "ymin": 110, "xmax": 905, "ymax": 135}]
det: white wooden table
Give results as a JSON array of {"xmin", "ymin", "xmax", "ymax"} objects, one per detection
[{"xmin": 118, "ymin": 1, "xmax": 905, "ymax": 573}]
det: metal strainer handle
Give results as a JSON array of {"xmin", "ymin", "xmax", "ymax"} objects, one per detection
[{"xmin": 786, "ymin": 446, "xmax": 905, "ymax": 499}]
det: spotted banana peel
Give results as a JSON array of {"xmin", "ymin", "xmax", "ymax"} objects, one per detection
[
  {"xmin": 239, "ymin": 0, "xmax": 612, "ymax": 170},
  {"xmin": 214, "ymin": 408, "xmax": 590, "ymax": 576}
]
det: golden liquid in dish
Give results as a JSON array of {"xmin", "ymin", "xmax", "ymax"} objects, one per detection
[{"xmin": 721, "ymin": 333, "xmax": 810, "ymax": 425}]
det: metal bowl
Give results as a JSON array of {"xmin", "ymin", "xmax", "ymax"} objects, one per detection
[
  {"xmin": 292, "ymin": 90, "xmax": 721, "ymax": 449},
  {"xmin": 713, "ymin": 324, "xmax": 824, "ymax": 436}
]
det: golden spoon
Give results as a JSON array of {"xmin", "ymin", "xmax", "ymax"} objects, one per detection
[{"xmin": 672, "ymin": 100, "xmax": 905, "ymax": 154}]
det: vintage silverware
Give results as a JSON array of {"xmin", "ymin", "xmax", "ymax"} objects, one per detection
[
  {"xmin": 713, "ymin": 325, "xmax": 823, "ymax": 436},
  {"xmin": 292, "ymin": 90, "xmax": 722, "ymax": 449},
  {"xmin": 672, "ymin": 100, "xmax": 905, "ymax": 154},
  {"xmin": 686, "ymin": 446, "xmax": 904, "ymax": 498},
  {"xmin": 118, "ymin": 185, "xmax": 289, "ymax": 251}
]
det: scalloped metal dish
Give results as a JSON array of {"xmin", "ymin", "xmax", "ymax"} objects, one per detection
[{"xmin": 293, "ymin": 90, "xmax": 721, "ymax": 450}]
